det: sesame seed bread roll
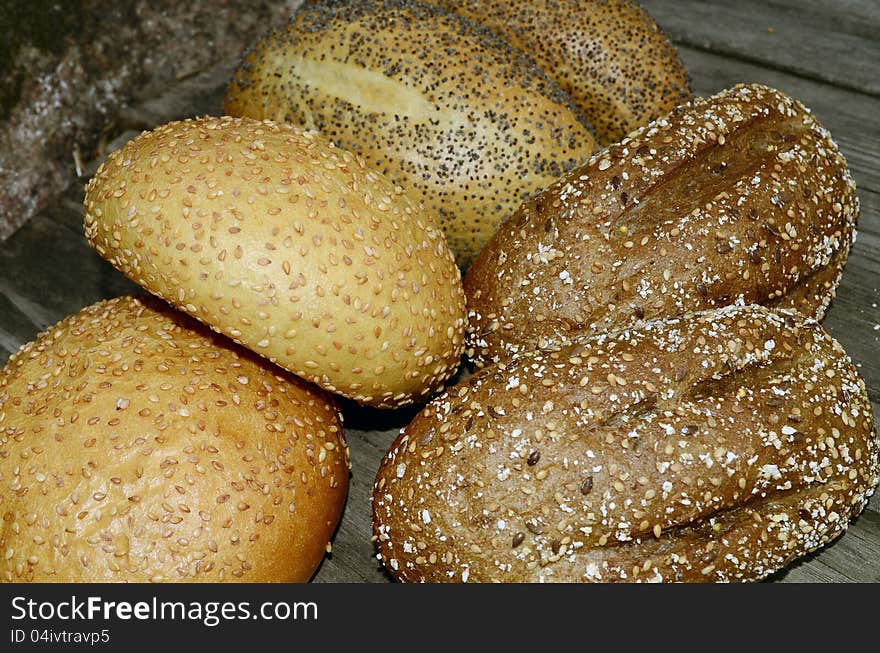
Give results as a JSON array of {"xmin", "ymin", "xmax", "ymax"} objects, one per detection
[
  {"xmin": 84, "ymin": 116, "xmax": 466, "ymax": 409},
  {"xmin": 465, "ymin": 84, "xmax": 858, "ymax": 366},
  {"xmin": 0, "ymin": 296, "xmax": 349, "ymax": 583},
  {"xmin": 373, "ymin": 305, "xmax": 880, "ymax": 582},
  {"xmin": 224, "ymin": 0, "xmax": 597, "ymax": 267},
  {"xmin": 433, "ymin": 0, "xmax": 691, "ymax": 145}
]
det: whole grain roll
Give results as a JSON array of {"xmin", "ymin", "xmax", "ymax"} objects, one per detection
[
  {"xmin": 465, "ymin": 84, "xmax": 858, "ymax": 366},
  {"xmin": 373, "ymin": 304, "xmax": 879, "ymax": 582},
  {"xmin": 224, "ymin": 0, "xmax": 597, "ymax": 267},
  {"xmin": 0, "ymin": 296, "xmax": 349, "ymax": 583},
  {"xmin": 84, "ymin": 116, "xmax": 466, "ymax": 409},
  {"xmin": 433, "ymin": 0, "xmax": 692, "ymax": 145}
]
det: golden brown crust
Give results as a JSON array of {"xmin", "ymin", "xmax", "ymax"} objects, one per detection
[
  {"xmin": 766, "ymin": 242, "xmax": 848, "ymax": 320},
  {"xmin": 464, "ymin": 84, "xmax": 858, "ymax": 367},
  {"xmin": 0, "ymin": 296, "xmax": 349, "ymax": 583},
  {"xmin": 372, "ymin": 305, "xmax": 879, "ymax": 582},
  {"xmin": 435, "ymin": 0, "xmax": 692, "ymax": 145},
  {"xmin": 84, "ymin": 116, "xmax": 466, "ymax": 409},
  {"xmin": 225, "ymin": 0, "xmax": 597, "ymax": 267}
]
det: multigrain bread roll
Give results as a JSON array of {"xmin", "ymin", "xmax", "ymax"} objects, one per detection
[
  {"xmin": 225, "ymin": 0, "xmax": 597, "ymax": 267},
  {"xmin": 372, "ymin": 305, "xmax": 880, "ymax": 582},
  {"xmin": 0, "ymin": 296, "xmax": 349, "ymax": 583},
  {"xmin": 433, "ymin": 0, "xmax": 692, "ymax": 144},
  {"xmin": 84, "ymin": 116, "xmax": 465, "ymax": 409},
  {"xmin": 465, "ymin": 84, "xmax": 858, "ymax": 366}
]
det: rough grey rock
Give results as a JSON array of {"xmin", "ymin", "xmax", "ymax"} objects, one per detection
[{"xmin": 0, "ymin": 0, "xmax": 297, "ymax": 241}]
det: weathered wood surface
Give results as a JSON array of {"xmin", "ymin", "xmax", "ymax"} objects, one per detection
[
  {"xmin": 0, "ymin": 0, "xmax": 878, "ymax": 583},
  {"xmin": 642, "ymin": 0, "xmax": 880, "ymax": 95}
]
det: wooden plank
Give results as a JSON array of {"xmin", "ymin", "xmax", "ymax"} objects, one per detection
[
  {"xmin": 820, "ymin": 190, "xmax": 880, "ymax": 403},
  {"xmin": 312, "ymin": 398, "xmax": 455, "ymax": 582},
  {"xmin": 0, "ymin": 292, "xmax": 40, "ymax": 360},
  {"xmin": 639, "ymin": 0, "xmax": 880, "ymax": 96},
  {"xmin": 314, "ymin": 420, "xmax": 401, "ymax": 583},
  {"xmin": 0, "ymin": 215, "xmax": 140, "ymax": 362}
]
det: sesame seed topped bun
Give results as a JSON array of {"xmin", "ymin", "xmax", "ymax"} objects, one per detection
[
  {"xmin": 0, "ymin": 296, "xmax": 349, "ymax": 582},
  {"xmin": 84, "ymin": 116, "xmax": 466, "ymax": 409}
]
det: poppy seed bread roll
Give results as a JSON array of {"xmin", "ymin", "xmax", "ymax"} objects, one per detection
[
  {"xmin": 225, "ymin": 0, "xmax": 597, "ymax": 267},
  {"xmin": 84, "ymin": 116, "xmax": 466, "ymax": 409},
  {"xmin": 0, "ymin": 296, "xmax": 349, "ymax": 583},
  {"xmin": 434, "ymin": 0, "xmax": 692, "ymax": 145},
  {"xmin": 373, "ymin": 305, "xmax": 879, "ymax": 582},
  {"xmin": 464, "ymin": 84, "xmax": 858, "ymax": 366}
]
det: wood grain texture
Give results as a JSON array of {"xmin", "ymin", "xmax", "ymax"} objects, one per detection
[
  {"xmin": 0, "ymin": 0, "xmax": 877, "ymax": 582},
  {"xmin": 640, "ymin": 0, "xmax": 880, "ymax": 95}
]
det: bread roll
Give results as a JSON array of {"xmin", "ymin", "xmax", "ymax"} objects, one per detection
[
  {"xmin": 373, "ymin": 305, "xmax": 879, "ymax": 582},
  {"xmin": 465, "ymin": 84, "xmax": 858, "ymax": 366},
  {"xmin": 0, "ymin": 296, "xmax": 349, "ymax": 582},
  {"xmin": 84, "ymin": 116, "xmax": 465, "ymax": 409},
  {"xmin": 224, "ymin": 0, "xmax": 597, "ymax": 267},
  {"xmin": 434, "ymin": 0, "xmax": 691, "ymax": 145}
]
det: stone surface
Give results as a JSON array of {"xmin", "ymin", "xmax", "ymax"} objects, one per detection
[{"xmin": 0, "ymin": 0, "xmax": 297, "ymax": 240}]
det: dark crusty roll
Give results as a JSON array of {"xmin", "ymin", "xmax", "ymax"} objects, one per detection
[
  {"xmin": 0, "ymin": 296, "xmax": 349, "ymax": 582},
  {"xmin": 373, "ymin": 305, "xmax": 879, "ymax": 582},
  {"xmin": 464, "ymin": 84, "xmax": 858, "ymax": 367},
  {"xmin": 433, "ymin": 0, "xmax": 692, "ymax": 145}
]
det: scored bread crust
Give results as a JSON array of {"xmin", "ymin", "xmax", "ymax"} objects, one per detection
[
  {"xmin": 83, "ymin": 116, "xmax": 466, "ymax": 409},
  {"xmin": 464, "ymin": 84, "xmax": 859, "ymax": 367},
  {"xmin": 373, "ymin": 304, "xmax": 879, "ymax": 582},
  {"xmin": 225, "ymin": 0, "xmax": 597, "ymax": 267},
  {"xmin": 0, "ymin": 296, "xmax": 349, "ymax": 583},
  {"xmin": 434, "ymin": 0, "xmax": 692, "ymax": 145}
]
